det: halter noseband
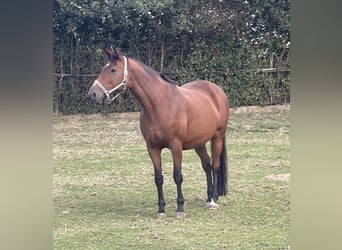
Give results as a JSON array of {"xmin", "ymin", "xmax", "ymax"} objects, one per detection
[{"xmin": 93, "ymin": 56, "xmax": 128, "ymax": 104}]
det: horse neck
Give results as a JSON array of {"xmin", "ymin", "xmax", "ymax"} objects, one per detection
[{"xmin": 128, "ymin": 59, "xmax": 173, "ymax": 114}]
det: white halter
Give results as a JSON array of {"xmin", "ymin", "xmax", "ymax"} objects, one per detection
[{"xmin": 93, "ymin": 56, "xmax": 128, "ymax": 104}]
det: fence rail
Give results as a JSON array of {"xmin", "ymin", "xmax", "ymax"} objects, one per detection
[{"xmin": 53, "ymin": 68, "xmax": 290, "ymax": 115}]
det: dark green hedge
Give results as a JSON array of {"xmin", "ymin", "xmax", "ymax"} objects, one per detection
[{"xmin": 53, "ymin": 0, "xmax": 290, "ymax": 114}]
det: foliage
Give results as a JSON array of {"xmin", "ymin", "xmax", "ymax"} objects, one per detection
[{"xmin": 53, "ymin": 0, "xmax": 290, "ymax": 114}]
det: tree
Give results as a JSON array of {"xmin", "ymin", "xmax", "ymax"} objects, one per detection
[{"xmin": 53, "ymin": 0, "xmax": 290, "ymax": 114}]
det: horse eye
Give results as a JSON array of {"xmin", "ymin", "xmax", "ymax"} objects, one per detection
[{"xmin": 111, "ymin": 68, "xmax": 116, "ymax": 73}]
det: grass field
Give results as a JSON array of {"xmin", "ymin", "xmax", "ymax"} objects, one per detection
[{"xmin": 53, "ymin": 108, "xmax": 290, "ymax": 249}]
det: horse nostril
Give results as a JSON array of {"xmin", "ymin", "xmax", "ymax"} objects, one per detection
[{"xmin": 87, "ymin": 91, "xmax": 96, "ymax": 100}]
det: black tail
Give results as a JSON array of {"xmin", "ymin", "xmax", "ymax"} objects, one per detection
[{"xmin": 217, "ymin": 136, "xmax": 228, "ymax": 196}]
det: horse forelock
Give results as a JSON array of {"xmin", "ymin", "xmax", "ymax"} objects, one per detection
[{"xmin": 109, "ymin": 53, "xmax": 119, "ymax": 62}]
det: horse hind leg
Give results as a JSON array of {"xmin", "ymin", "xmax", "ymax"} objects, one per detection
[
  {"xmin": 194, "ymin": 145, "xmax": 218, "ymax": 210},
  {"xmin": 210, "ymin": 134, "xmax": 227, "ymax": 207}
]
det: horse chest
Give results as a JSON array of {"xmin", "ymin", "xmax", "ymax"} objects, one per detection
[{"xmin": 140, "ymin": 127, "xmax": 167, "ymax": 148}]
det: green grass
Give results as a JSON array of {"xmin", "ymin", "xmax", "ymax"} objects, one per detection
[{"xmin": 53, "ymin": 110, "xmax": 290, "ymax": 249}]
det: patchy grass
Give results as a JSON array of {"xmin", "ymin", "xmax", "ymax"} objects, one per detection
[{"xmin": 53, "ymin": 110, "xmax": 290, "ymax": 249}]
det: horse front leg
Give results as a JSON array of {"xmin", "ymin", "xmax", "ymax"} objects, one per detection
[
  {"xmin": 147, "ymin": 146, "xmax": 166, "ymax": 218},
  {"xmin": 170, "ymin": 142, "xmax": 186, "ymax": 219}
]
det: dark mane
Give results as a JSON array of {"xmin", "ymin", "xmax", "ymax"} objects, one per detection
[
  {"xmin": 160, "ymin": 73, "xmax": 176, "ymax": 85},
  {"xmin": 131, "ymin": 57, "xmax": 177, "ymax": 85}
]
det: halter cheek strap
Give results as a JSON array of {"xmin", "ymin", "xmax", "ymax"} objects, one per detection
[{"xmin": 93, "ymin": 56, "xmax": 128, "ymax": 104}]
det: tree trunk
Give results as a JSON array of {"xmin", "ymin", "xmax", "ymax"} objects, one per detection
[
  {"xmin": 56, "ymin": 41, "xmax": 64, "ymax": 114},
  {"xmin": 160, "ymin": 39, "xmax": 165, "ymax": 72}
]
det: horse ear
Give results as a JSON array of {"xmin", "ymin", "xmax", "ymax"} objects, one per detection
[
  {"xmin": 113, "ymin": 48, "xmax": 122, "ymax": 58},
  {"xmin": 103, "ymin": 47, "xmax": 112, "ymax": 59}
]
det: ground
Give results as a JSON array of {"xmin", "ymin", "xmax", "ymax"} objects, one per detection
[{"xmin": 53, "ymin": 106, "xmax": 290, "ymax": 249}]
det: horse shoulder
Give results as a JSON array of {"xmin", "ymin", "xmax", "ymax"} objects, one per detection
[{"xmin": 139, "ymin": 105, "xmax": 187, "ymax": 148}]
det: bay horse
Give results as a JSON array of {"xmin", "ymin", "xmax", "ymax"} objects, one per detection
[{"xmin": 88, "ymin": 48, "xmax": 229, "ymax": 219}]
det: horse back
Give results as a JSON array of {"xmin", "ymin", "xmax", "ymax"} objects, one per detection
[{"xmin": 180, "ymin": 80, "xmax": 229, "ymax": 117}]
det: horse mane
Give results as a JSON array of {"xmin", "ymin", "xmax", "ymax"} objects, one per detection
[
  {"xmin": 129, "ymin": 56, "xmax": 177, "ymax": 85},
  {"xmin": 160, "ymin": 73, "xmax": 177, "ymax": 85}
]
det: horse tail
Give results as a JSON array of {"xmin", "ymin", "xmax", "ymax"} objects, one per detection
[{"xmin": 217, "ymin": 135, "xmax": 228, "ymax": 196}]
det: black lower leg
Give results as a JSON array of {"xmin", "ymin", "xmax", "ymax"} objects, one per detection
[
  {"xmin": 173, "ymin": 167, "xmax": 185, "ymax": 212},
  {"xmin": 212, "ymin": 171, "xmax": 219, "ymax": 202},
  {"xmin": 204, "ymin": 167, "xmax": 214, "ymax": 202},
  {"xmin": 154, "ymin": 168, "xmax": 165, "ymax": 213},
  {"xmin": 195, "ymin": 146, "xmax": 214, "ymax": 203}
]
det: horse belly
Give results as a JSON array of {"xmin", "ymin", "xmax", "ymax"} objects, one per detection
[
  {"xmin": 182, "ymin": 111, "xmax": 218, "ymax": 150},
  {"xmin": 182, "ymin": 134, "xmax": 213, "ymax": 150}
]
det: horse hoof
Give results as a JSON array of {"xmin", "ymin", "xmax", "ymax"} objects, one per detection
[
  {"xmin": 156, "ymin": 213, "xmax": 167, "ymax": 219},
  {"xmin": 206, "ymin": 199, "xmax": 220, "ymax": 210},
  {"xmin": 175, "ymin": 212, "xmax": 186, "ymax": 219}
]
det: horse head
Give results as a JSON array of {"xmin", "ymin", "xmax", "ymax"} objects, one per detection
[{"xmin": 87, "ymin": 48, "xmax": 128, "ymax": 104}]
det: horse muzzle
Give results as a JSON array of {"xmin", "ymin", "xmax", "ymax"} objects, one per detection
[{"xmin": 87, "ymin": 87, "xmax": 105, "ymax": 104}]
